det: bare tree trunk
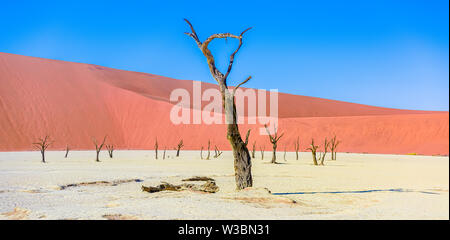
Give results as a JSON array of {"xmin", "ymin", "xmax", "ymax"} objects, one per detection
[
  {"xmin": 312, "ymin": 152, "xmax": 318, "ymax": 165},
  {"xmin": 214, "ymin": 145, "xmax": 223, "ymax": 158},
  {"xmin": 271, "ymin": 144, "xmax": 277, "ymax": 163},
  {"xmin": 163, "ymin": 147, "xmax": 166, "ymax": 160},
  {"xmin": 264, "ymin": 125, "xmax": 284, "ymax": 164},
  {"xmin": 106, "ymin": 145, "xmax": 114, "ymax": 158},
  {"xmin": 92, "ymin": 136, "xmax": 107, "ymax": 162},
  {"xmin": 176, "ymin": 139, "xmax": 184, "ymax": 157},
  {"xmin": 33, "ymin": 136, "xmax": 52, "ymax": 163},
  {"xmin": 65, "ymin": 145, "xmax": 69, "ymax": 158},
  {"xmin": 184, "ymin": 19, "xmax": 253, "ymax": 189},
  {"xmin": 307, "ymin": 139, "xmax": 319, "ymax": 166},
  {"xmin": 200, "ymin": 146, "xmax": 203, "ymax": 159},
  {"xmin": 251, "ymin": 141, "xmax": 256, "ymax": 158},
  {"xmin": 295, "ymin": 137, "xmax": 299, "ymax": 160},
  {"xmin": 206, "ymin": 140, "xmax": 211, "ymax": 160},
  {"xmin": 154, "ymin": 138, "xmax": 158, "ymax": 160},
  {"xmin": 228, "ymin": 120, "xmax": 252, "ymax": 189},
  {"xmin": 260, "ymin": 146, "xmax": 265, "ymax": 160},
  {"xmin": 320, "ymin": 138, "xmax": 330, "ymax": 165},
  {"xmin": 330, "ymin": 135, "xmax": 340, "ymax": 160},
  {"xmin": 41, "ymin": 150, "xmax": 45, "ymax": 163}
]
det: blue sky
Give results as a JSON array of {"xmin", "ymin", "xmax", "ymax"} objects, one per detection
[{"xmin": 1, "ymin": 0, "xmax": 448, "ymax": 110}]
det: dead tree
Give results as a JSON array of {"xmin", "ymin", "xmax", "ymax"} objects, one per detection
[
  {"xmin": 307, "ymin": 139, "xmax": 319, "ymax": 166},
  {"xmin": 154, "ymin": 138, "xmax": 158, "ymax": 160},
  {"xmin": 214, "ymin": 145, "xmax": 223, "ymax": 158},
  {"xmin": 163, "ymin": 147, "xmax": 166, "ymax": 160},
  {"xmin": 176, "ymin": 139, "xmax": 184, "ymax": 157},
  {"xmin": 251, "ymin": 141, "xmax": 256, "ymax": 159},
  {"xmin": 320, "ymin": 138, "xmax": 330, "ymax": 165},
  {"xmin": 106, "ymin": 144, "xmax": 114, "ymax": 158},
  {"xmin": 200, "ymin": 146, "xmax": 204, "ymax": 159},
  {"xmin": 260, "ymin": 146, "xmax": 265, "ymax": 160},
  {"xmin": 330, "ymin": 135, "xmax": 341, "ymax": 160},
  {"xmin": 295, "ymin": 137, "xmax": 300, "ymax": 160},
  {"xmin": 64, "ymin": 145, "xmax": 70, "ymax": 158},
  {"xmin": 264, "ymin": 124, "xmax": 284, "ymax": 164},
  {"xmin": 33, "ymin": 135, "xmax": 52, "ymax": 163},
  {"xmin": 206, "ymin": 140, "xmax": 211, "ymax": 160},
  {"xmin": 92, "ymin": 135, "xmax": 107, "ymax": 162},
  {"xmin": 185, "ymin": 19, "xmax": 253, "ymax": 189},
  {"xmin": 244, "ymin": 129, "xmax": 251, "ymax": 146}
]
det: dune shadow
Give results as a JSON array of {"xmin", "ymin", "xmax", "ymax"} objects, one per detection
[{"xmin": 272, "ymin": 188, "xmax": 439, "ymax": 195}]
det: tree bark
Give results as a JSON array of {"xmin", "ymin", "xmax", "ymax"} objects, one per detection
[
  {"xmin": 271, "ymin": 144, "xmax": 277, "ymax": 163},
  {"xmin": 184, "ymin": 19, "xmax": 253, "ymax": 189},
  {"xmin": 65, "ymin": 146, "xmax": 69, "ymax": 158},
  {"xmin": 227, "ymin": 112, "xmax": 252, "ymax": 189},
  {"xmin": 41, "ymin": 150, "xmax": 45, "ymax": 163},
  {"xmin": 33, "ymin": 135, "xmax": 51, "ymax": 163}
]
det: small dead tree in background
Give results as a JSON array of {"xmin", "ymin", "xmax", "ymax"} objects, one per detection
[
  {"xmin": 206, "ymin": 140, "xmax": 211, "ymax": 160},
  {"xmin": 320, "ymin": 138, "xmax": 330, "ymax": 165},
  {"xmin": 106, "ymin": 144, "xmax": 114, "ymax": 158},
  {"xmin": 260, "ymin": 146, "xmax": 265, "ymax": 160},
  {"xmin": 307, "ymin": 139, "xmax": 319, "ymax": 166},
  {"xmin": 163, "ymin": 147, "xmax": 166, "ymax": 160},
  {"xmin": 214, "ymin": 145, "xmax": 223, "ymax": 158},
  {"xmin": 330, "ymin": 135, "xmax": 341, "ymax": 160},
  {"xmin": 295, "ymin": 137, "xmax": 300, "ymax": 160},
  {"xmin": 264, "ymin": 124, "xmax": 284, "ymax": 164},
  {"xmin": 154, "ymin": 138, "xmax": 158, "ymax": 160},
  {"xmin": 176, "ymin": 139, "xmax": 184, "ymax": 157},
  {"xmin": 92, "ymin": 135, "xmax": 107, "ymax": 162},
  {"xmin": 64, "ymin": 144, "xmax": 70, "ymax": 158},
  {"xmin": 251, "ymin": 141, "xmax": 256, "ymax": 159},
  {"xmin": 33, "ymin": 135, "xmax": 52, "ymax": 163},
  {"xmin": 200, "ymin": 146, "xmax": 204, "ymax": 159},
  {"xmin": 283, "ymin": 146, "xmax": 287, "ymax": 161}
]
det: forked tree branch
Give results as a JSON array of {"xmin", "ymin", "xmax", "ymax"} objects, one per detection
[
  {"xmin": 184, "ymin": 19, "xmax": 252, "ymax": 89},
  {"xmin": 232, "ymin": 76, "xmax": 252, "ymax": 96}
]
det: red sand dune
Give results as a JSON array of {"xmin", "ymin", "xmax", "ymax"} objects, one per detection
[{"xmin": 0, "ymin": 52, "xmax": 448, "ymax": 155}]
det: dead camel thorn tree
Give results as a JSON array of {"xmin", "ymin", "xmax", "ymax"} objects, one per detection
[
  {"xmin": 92, "ymin": 135, "xmax": 107, "ymax": 162},
  {"xmin": 176, "ymin": 139, "xmax": 184, "ymax": 157},
  {"xmin": 330, "ymin": 135, "xmax": 341, "ymax": 160},
  {"xmin": 307, "ymin": 138, "xmax": 319, "ymax": 166},
  {"xmin": 163, "ymin": 147, "xmax": 166, "ymax": 160},
  {"xmin": 264, "ymin": 124, "xmax": 284, "ymax": 164},
  {"xmin": 260, "ymin": 146, "xmax": 265, "ymax": 160},
  {"xmin": 251, "ymin": 141, "xmax": 256, "ymax": 159},
  {"xmin": 320, "ymin": 138, "xmax": 330, "ymax": 165},
  {"xmin": 214, "ymin": 145, "xmax": 223, "ymax": 158},
  {"xmin": 64, "ymin": 144, "xmax": 70, "ymax": 158},
  {"xmin": 206, "ymin": 140, "xmax": 211, "ymax": 160},
  {"xmin": 200, "ymin": 146, "xmax": 204, "ymax": 159},
  {"xmin": 106, "ymin": 144, "xmax": 114, "ymax": 158},
  {"xmin": 295, "ymin": 137, "xmax": 300, "ymax": 160},
  {"xmin": 184, "ymin": 19, "xmax": 253, "ymax": 190},
  {"xmin": 154, "ymin": 138, "xmax": 159, "ymax": 160},
  {"xmin": 33, "ymin": 135, "xmax": 52, "ymax": 163}
]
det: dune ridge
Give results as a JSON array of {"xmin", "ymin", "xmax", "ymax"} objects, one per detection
[{"xmin": 0, "ymin": 52, "xmax": 448, "ymax": 155}]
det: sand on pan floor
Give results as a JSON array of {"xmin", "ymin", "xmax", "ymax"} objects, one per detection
[{"xmin": 0, "ymin": 150, "xmax": 448, "ymax": 220}]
